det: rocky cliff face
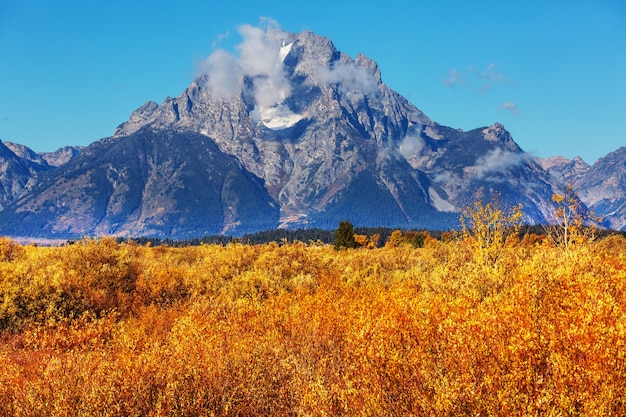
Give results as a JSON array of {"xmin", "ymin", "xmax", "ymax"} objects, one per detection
[
  {"xmin": 0, "ymin": 140, "xmax": 52, "ymax": 210},
  {"xmin": 571, "ymin": 147, "xmax": 626, "ymax": 230}
]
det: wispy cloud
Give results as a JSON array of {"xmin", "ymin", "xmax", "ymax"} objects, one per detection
[
  {"xmin": 398, "ymin": 132, "xmax": 426, "ymax": 160},
  {"xmin": 211, "ymin": 31, "xmax": 230, "ymax": 48},
  {"xmin": 500, "ymin": 101, "xmax": 519, "ymax": 115},
  {"xmin": 472, "ymin": 148, "xmax": 528, "ymax": 182},
  {"xmin": 470, "ymin": 63, "xmax": 507, "ymax": 83},
  {"xmin": 443, "ymin": 63, "xmax": 514, "ymax": 93},
  {"xmin": 443, "ymin": 69, "xmax": 466, "ymax": 87},
  {"xmin": 319, "ymin": 62, "xmax": 379, "ymax": 96}
]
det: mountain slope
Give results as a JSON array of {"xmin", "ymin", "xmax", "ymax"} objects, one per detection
[
  {"xmin": 0, "ymin": 129, "xmax": 279, "ymax": 238},
  {"xmin": 573, "ymin": 147, "xmax": 626, "ymax": 230},
  {"xmin": 0, "ymin": 140, "xmax": 53, "ymax": 210}
]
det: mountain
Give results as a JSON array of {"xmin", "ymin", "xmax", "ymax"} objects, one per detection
[
  {"xmin": 4, "ymin": 142, "xmax": 83, "ymax": 168},
  {"xmin": 0, "ymin": 129, "xmax": 278, "ymax": 238},
  {"xmin": 110, "ymin": 29, "xmax": 557, "ymax": 230},
  {"xmin": 0, "ymin": 28, "xmax": 621, "ymax": 237},
  {"xmin": 535, "ymin": 155, "xmax": 590, "ymax": 184},
  {"xmin": 536, "ymin": 151, "xmax": 626, "ymax": 230},
  {"xmin": 572, "ymin": 147, "xmax": 626, "ymax": 230},
  {"xmin": 40, "ymin": 146, "xmax": 85, "ymax": 167},
  {"xmin": 0, "ymin": 140, "xmax": 53, "ymax": 210},
  {"xmin": 4, "ymin": 142, "xmax": 51, "ymax": 167}
]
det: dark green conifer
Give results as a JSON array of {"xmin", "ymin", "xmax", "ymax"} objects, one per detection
[{"xmin": 334, "ymin": 221, "xmax": 357, "ymax": 250}]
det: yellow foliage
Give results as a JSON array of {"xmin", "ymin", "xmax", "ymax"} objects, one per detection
[
  {"xmin": 353, "ymin": 233, "xmax": 369, "ymax": 248},
  {"xmin": 386, "ymin": 229, "xmax": 405, "ymax": 248},
  {"xmin": 548, "ymin": 183, "xmax": 602, "ymax": 257},
  {"xmin": 460, "ymin": 194, "xmax": 523, "ymax": 267},
  {"xmin": 0, "ymin": 234, "xmax": 625, "ymax": 415}
]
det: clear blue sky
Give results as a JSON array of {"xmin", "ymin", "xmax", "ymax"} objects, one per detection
[{"xmin": 1, "ymin": 0, "xmax": 624, "ymax": 164}]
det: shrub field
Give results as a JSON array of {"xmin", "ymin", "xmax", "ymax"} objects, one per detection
[{"xmin": 0, "ymin": 231, "xmax": 625, "ymax": 416}]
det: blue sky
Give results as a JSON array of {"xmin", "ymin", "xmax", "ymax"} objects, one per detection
[{"xmin": 1, "ymin": 0, "xmax": 624, "ymax": 164}]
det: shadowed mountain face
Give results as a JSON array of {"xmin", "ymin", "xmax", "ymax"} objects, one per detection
[
  {"xmin": 0, "ymin": 28, "xmax": 622, "ymax": 238},
  {"xmin": 0, "ymin": 141, "xmax": 53, "ymax": 210},
  {"xmin": 0, "ymin": 129, "xmax": 278, "ymax": 238}
]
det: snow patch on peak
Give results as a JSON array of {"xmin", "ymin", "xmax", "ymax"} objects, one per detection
[
  {"xmin": 260, "ymin": 105, "xmax": 304, "ymax": 130},
  {"xmin": 279, "ymin": 41, "xmax": 294, "ymax": 62}
]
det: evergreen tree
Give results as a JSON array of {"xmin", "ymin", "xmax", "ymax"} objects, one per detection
[{"xmin": 334, "ymin": 221, "xmax": 357, "ymax": 250}]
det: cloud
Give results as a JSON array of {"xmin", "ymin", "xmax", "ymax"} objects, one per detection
[
  {"xmin": 236, "ymin": 21, "xmax": 285, "ymax": 77},
  {"xmin": 443, "ymin": 69, "xmax": 465, "ymax": 87},
  {"xmin": 398, "ymin": 133, "xmax": 426, "ymax": 159},
  {"xmin": 198, "ymin": 19, "xmax": 292, "ymax": 114},
  {"xmin": 319, "ymin": 61, "xmax": 379, "ymax": 96},
  {"xmin": 211, "ymin": 31, "xmax": 230, "ymax": 48},
  {"xmin": 470, "ymin": 63, "xmax": 507, "ymax": 83},
  {"xmin": 198, "ymin": 49, "xmax": 240, "ymax": 99},
  {"xmin": 500, "ymin": 101, "xmax": 519, "ymax": 115},
  {"xmin": 443, "ymin": 63, "xmax": 513, "ymax": 93},
  {"xmin": 473, "ymin": 148, "xmax": 528, "ymax": 182}
]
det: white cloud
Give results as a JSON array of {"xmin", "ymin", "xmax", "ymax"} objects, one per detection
[
  {"xmin": 198, "ymin": 19, "xmax": 292, "ymax": 112},
  {"xmin": 236, "ymin": 22, "xmax": 285, "ymax": 77},
  {"xmin": 319, "ymin": 61, "xmax": 379, "ymax": 96},
  {"xmin": 198, "ymin": 49, "xmax": 240, "ymax": 99},
  {"xmin": 473, "ymin": 148, "xmax": 528, "ymax": 181},
  {"xmin": 398, "ymin": 133, "xmax": 425, "ymax": 159}
]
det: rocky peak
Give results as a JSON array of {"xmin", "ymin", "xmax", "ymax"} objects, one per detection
[
  {"xmin": 571, "ymin": 156, "xmax": 591, "ymax": 174},
  {"xmin": 40, "ymin": 146, "xmax": 84, "ymax": 167},
  {"xmin": 4, "ymin": 142, "xmax": 49, "ymax": 167},
  {"xmin": 354, "ymin": 53, "xmax": 382, "ymax": 83},
  {"xmin": 481, "ymin": 123, "xmax": 520, "ymax": 152},
  {"xmin": 0, "ymin": 140, "xmax": 52, "ymax": 209},
  {"xmin": 535, "ymin": 155, "xmax": 572, "ymax": 171},
  {"xmin": 536, "ymin": 154, "xmax": 591, "ymax": 183},
  {"xmin": 573, "ymin": 147, "xmax": 626, "ymax": 230}
]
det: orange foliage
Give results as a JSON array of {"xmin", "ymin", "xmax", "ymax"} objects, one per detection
[{"xmin": 0, "ymin": 235, "xmax": 625, "ymax": 415}]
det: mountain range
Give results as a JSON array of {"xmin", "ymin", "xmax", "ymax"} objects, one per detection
[{"xmin": 0, "ymin": 29, "xmax": 624, "ymax": 238}]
